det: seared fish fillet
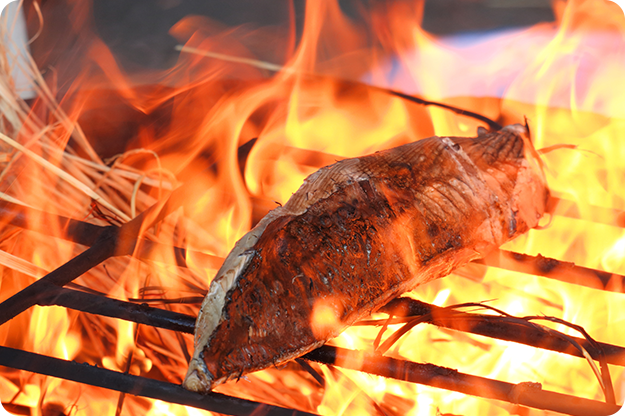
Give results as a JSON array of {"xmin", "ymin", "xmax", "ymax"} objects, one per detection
[{"xmin": 183, "ymin": 124, "xmax": 549, "ymax": 392}]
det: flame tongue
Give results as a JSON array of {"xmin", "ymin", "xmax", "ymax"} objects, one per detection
[{"xmin": 1, "ymin": 0, "xmax": 624, "ymax": 414}]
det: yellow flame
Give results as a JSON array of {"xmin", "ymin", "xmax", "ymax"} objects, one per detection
[
  {"xmin": 311, "ymin": 298, "xmax": 344, "ymax": 339},
  {"xmin": 1, "ymin": 0, "xmax": 625, "ymax": 414}
]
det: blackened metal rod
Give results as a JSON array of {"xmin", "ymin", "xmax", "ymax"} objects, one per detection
[
  {"xmin": 378, "ymin": 298, "xmax": 625, "ymax": 366},
  {"xmin": 476, "ymin": 249, "xmax": 625, "ymax": 293},
  {"xmin": 37, "ymin": 286, "xmax": 197, "ymax": 334},
  {"xmin": 4, "ymin": 200, "xmax": 622, "ymax": 293},
  {"xmin": 0, "ymin": 346, "xmax": 316, "ymax": 416},
  {"xmin": 1, "ymin": 342, "xmax": 619, "ymax": 416},
  {"xmin": 0, "ymin": 199, "xmax": 220, "ymax": 326},
  {"xmin": 36, "ymin": 288, "xmax": 625, "ymax": 367},
  {"xmin": 0, "ymin": 200, "xmax": 222, "ymax": 269},
  {"xmin": 546, "ymin": 195, "xmax": 625, "ymax": 229},
  {"xmin": 304, "ymin": 346, "xmax": 622, "ymax": 416},
  {"xmin": 0, "ymin": 226, "xmax": 119, "ymax": 326},
  {"xmin": 0, "ymin": 200, "xmax": 106, "ymax": 246}
]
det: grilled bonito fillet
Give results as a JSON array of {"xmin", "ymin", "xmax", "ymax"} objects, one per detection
[{"xmin": 183, "ymin": 124, "xmax": 549, "ymax": 392}]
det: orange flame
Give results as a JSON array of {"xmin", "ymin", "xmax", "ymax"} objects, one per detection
[
  {"xmin": 0, "ymin": 0, "xmax": 624, "ymax": 415},
  {"xmin": 311, "ymin": 298, "xmax": 345, "ymax": 339}
]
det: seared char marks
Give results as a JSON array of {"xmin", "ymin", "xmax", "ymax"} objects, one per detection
[{"xmin": 184, "ymin": 125, "xmax": 549, "ymax": 392}]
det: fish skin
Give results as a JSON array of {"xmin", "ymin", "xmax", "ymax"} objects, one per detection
[{"xmin": 183, "ymin": 124, "xmax": 549, "ymax": 392}]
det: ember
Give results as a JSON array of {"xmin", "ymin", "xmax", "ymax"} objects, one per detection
[{"xmin": 0, "ymin": 0, "xmax": 624, "ymax": 415}]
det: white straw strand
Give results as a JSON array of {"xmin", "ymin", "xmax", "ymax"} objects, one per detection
[{"xmin": 0, "ymin": 131, "xmax": 131, "ymax": 221}]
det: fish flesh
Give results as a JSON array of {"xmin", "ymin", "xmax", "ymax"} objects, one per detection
[{"xmin": 183, "ymin": 124, "xmax": 549, "ymax": 392}]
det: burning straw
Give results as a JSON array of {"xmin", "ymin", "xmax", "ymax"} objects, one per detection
[
  {"xmin": 0, "ymin": 11, "xmax": 214, "ymax": 415},
  {"xmin": 1, "ymin": 1, "xmax": 624, "ymax": 415}
]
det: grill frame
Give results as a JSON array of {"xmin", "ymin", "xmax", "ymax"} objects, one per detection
[{"xmin": 0, "ymin": 198, "xmax": 623, "ymax": 416}]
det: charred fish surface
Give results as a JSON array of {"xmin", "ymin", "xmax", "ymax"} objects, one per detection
[{"xmin": 183, "ymin": 124, "xmax": 549, "ymax": 392}]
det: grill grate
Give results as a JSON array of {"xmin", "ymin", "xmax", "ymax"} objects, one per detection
[{"xmin": 0, "ymin": 197, "xmax": 623, "ymax": 416}]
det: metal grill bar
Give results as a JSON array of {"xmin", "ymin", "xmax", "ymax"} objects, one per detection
[
  {"xmin": 304, "ymin": 346, "xmax": 621, "ymax": 416},
  {"xmin": 1, "ymin": 344, "xmax": 619, "ymax": 416},
  {"xmin": 0, "ymin": 183, "xmax": 623, "ymax": 415},
  {"xmin": 0, "ymin": 346, "xmax": 315, "ymax": 416},
  {"xmin": 34, "ymin": 286, "xmax": 625, "ymax": 367},
  {"xmin": 38, "ymin": 286, "xmax": 197, "ymax": 334}
]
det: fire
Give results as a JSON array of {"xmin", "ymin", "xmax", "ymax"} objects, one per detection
[
  {"xmin": 0, "ymin": 0, "xmax": 624, "ymax": 415},
  {"xmin": 311, "ymin": 298, "xmax": 345, "ymax": 339}
]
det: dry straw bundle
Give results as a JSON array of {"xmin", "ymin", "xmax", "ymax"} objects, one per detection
[{"xmin": 0, "ymin": 9, "xmax": 229, "ymax": 414}]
